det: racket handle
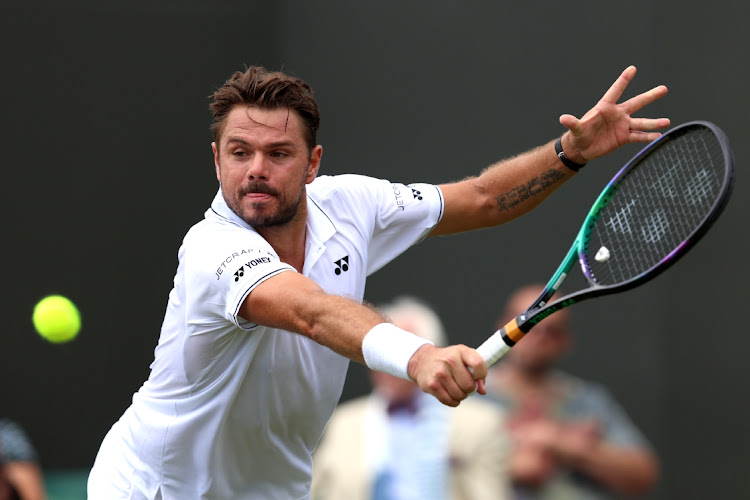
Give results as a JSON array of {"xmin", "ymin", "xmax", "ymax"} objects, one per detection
[{"xmin": 475, "ymin": 328, "xmax": 513, "ymax": 368}]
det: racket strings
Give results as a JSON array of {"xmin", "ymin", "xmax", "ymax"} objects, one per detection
[{"xmin": 584, "ymin": 127, "xmax": 726, "ymax": 285}]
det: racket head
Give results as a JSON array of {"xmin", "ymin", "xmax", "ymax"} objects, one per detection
[
  {"xmin": 478, "ymin": 121, "xmax": 734, "ymax": 366},
  {"xmin": 480, "ymin": 121, "xmax": 734, "ymax": 365},
  {"xmin": 577, "ymin": 120, "xmax": 735, "ymax": 293}
]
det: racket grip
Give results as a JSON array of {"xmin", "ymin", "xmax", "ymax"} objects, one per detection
[{"xmin": 475, "ymin": 328, "xmax": 513, "ymax": 368}]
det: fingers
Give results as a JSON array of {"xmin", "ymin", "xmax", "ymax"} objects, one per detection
[
  {"xmin": 561, "ymin": 67, "xmax": 666, "ymax": 133},
  {"xmin": 416, "ymin": 346, "xmax": 487, "ymax": 407},
  {"xmin": 600, "ymin": 65, "xmax": 637, "ymax": 104},
  {"xmin": 461, "ymin": 347, "xmax": 487, "ymax": 380},
  {"xmin": 558, "ymin": 67, "xmax": 670, "ymax": 157},
  {"xmin": 559, "ymin": 113, "xmax": 581, "ymax": 134},
  {"xmin": 422, "ymin": 374, "xmax": 463, "ymax": 407},
  {"xmin": 625, "ymin": 117, "xmax": 671, "ymax": 144},
  {"xmin": 475, "ymin": 378, "xmax": 487, "ymax": 396},
  {"xmin": 627, "ymin": 130, "xmax": 665, "ymax": 143},
  {"xmin": 621, "ymin": 84, "xmax": 669, "ymax": 114},
  {"xmin": 435, "ymin": 357, "xmax": 477, "ymax": 405},
  {"xmin": 628, "ymin": 117, "xmax": 671, "ymax": 132}
]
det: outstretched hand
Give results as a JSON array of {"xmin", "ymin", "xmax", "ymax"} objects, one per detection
[
  {"xmin": 559, "ymin": 65, "xmax": 670, "ymax": 163},
  {"xmin": 407, "ymin": 344, "xmax": 487, "ymax": 407}
]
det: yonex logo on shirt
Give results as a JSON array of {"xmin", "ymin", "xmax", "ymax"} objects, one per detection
[
  {"xmin": 233, "ymin": 257, "xmax": 273, "ymax": 282},
  {"xmin": 411, "ymin": 188, "xmax": 423, "ymax": 200},
  {"xmin": 334, "ymin": 256, "xmax": 349, "ymax": 275},
  {"xmin": 215, "ymin": 248, "xmax": 268, "ymax": 280}
]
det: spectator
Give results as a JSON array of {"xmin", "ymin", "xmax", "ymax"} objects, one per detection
[
  {"xmin": 312, "ymin": 296, "xmax": 510, "ymax": 500},
  {"xmin": 0, "ymin": 418, "xmax": 46, "ymax": 500},
  {"xmin": 485, "ymin": 284, "xmax": 659, "ymax": 498}
]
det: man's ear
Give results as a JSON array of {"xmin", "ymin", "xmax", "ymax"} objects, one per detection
[
  {"xmin": 306, "ymin": 145, "xmax": 323, "ymax": 184},
  {"xmin": 212, "ymin": 142, "xmax": 221, "ymax": 182}
]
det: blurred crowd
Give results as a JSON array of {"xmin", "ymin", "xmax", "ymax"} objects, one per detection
[{"xmin": 312, "ymin": 286, "xmax": 659, "ymax": 500}]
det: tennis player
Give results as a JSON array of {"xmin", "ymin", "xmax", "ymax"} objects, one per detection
[{"xmin": 87, "ymin": 65, "xmax": 669, "ymax": 499}]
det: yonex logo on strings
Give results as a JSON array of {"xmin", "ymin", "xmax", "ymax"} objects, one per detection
[
  {"xmin": 233, "ymin": 257, "xmax": 272, "ymax": 282},
  {"xmin": 334, "ymin": 256, "xmax": 349, "ymax": 275}
]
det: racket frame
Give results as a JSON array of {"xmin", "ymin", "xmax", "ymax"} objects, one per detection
[{"xmin": 477, "ymin": 121, "xmax": 735, "ymax": 367}]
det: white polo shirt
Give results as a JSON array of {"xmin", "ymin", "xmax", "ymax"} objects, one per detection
[{"xmin": 88, "ymin": 174, "xmax": 444, "ymax": 500}]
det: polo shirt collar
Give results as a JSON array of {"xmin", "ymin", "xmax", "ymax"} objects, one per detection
[
  {"xmin": 209, "ymin": 188, "xmax": 256, "ymax": 231},
  {"xmin": 305, "ymin": 195, "xmax": 336, "ymax": 244}
]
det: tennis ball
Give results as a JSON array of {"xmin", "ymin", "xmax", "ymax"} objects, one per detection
[{"xmin": 32, "ymin": 295, "xmax": 81, "ymax": 343}]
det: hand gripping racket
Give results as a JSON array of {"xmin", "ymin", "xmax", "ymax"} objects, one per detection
[{"xmin": 476, "ymin": 121, "xmax": 735, "ymax": 367}]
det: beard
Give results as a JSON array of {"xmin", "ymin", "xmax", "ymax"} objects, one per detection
[
  {"xmin": 226, "ymin": 179, "xmax": 305, "ymax": 228},
  {"xmin": 510, "ymin": 352, "xmax": 556, "ymax": 379}
]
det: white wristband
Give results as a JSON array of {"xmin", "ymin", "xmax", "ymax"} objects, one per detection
[{"xmin": 362, "ymin": 323, "xmax": 433, "ymax": 381}]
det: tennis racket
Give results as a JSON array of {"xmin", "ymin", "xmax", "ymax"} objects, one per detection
[{"xmin": 476, "ymin": 120, "xmax": 735, "ymax": 367}]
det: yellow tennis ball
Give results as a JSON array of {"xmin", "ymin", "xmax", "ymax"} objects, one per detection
[{"xmin": 32, "ymin": 295, "xmax": 81, "ymax": 343}]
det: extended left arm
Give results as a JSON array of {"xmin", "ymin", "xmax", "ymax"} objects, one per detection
[
  {"xmin": 432, "ymin": 140, "xmax": 571, "ymax": 235},
  {"xmin": 431, "ymin": 65, "xmax": 669, "ymax": 236}
]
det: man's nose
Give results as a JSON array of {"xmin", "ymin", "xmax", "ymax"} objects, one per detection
[{"xmin": 247, "ymin": 154, "xmax": 269, "ymax": 179}]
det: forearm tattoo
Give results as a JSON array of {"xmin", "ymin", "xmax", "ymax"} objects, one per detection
[{"xmin": 495, "ymin": 168, "xmax": 565, "ymax": 211}]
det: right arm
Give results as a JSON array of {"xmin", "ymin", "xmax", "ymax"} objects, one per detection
[
  {"xmin": 240, "ymin": 270, "xmax": 383, "ymax": 364},
  {"xmin": 238, "ymin": 270, "xmax": 487, "ymax": 406}
]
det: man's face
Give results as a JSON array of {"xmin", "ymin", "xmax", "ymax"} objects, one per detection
[
  {"xmin": 505, "ymin": 290, "xmax": 572, "ymax": 373},
  {"xmin": 510, "ymin": 314, "xmax": 570, "ymax": 372},
  {"xmin": 212, "ymin": 106, "xmax": 321, "ymax": 228}
]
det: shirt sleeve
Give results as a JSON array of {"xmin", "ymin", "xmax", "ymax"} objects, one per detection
[
  {"xmin": 323, "ymin": 175, "xmax": 443, "ymax": 275},
  {"xmin": 569, "ymin": 380, "xmax": 652, "ymax": 449},
  {"xmin": 368, "ymin": 180, "xmax": 443, "ymax": 275},
  {"xmin": 595, "ymin": 388, "xmax": 652, "ymax": 449},
  {"xmin": 183, "ymin": 224, "xmax": 296, "ymax": 330}
]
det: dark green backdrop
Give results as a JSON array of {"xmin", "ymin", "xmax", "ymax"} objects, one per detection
[{"xmin": 2, "ymin": 2, "xmax": 748, "ymax": 498}]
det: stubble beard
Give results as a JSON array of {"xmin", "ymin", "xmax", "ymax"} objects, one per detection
[
  {"xmin": 225, "ymin": 180, "xmax": 306, "ymax": 229},
  {"xmin": 514, "ymin": 356, "xmax": 554, "ymax": 380}
]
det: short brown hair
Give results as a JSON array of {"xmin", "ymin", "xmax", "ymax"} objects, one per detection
[{"xmin": 209, "ymin": 66, "xmax": 320, "ymax": 150}]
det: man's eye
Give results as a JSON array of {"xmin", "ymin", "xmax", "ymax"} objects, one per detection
[
  {"xmin": 233, "ymin": 151, "xmax": 246, "ymax": 157},
  {"xmin": 271, "ymin": 151, "xmax": 287, "ymax": 158}
]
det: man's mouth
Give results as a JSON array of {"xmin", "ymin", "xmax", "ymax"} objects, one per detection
[
  {"xmin": 244, "ymin": 192, "xmax": 273, "ymax": 202},
  {"xmin": 240, "ymin": 183, "xmax": 277, "ymax": 200}
]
